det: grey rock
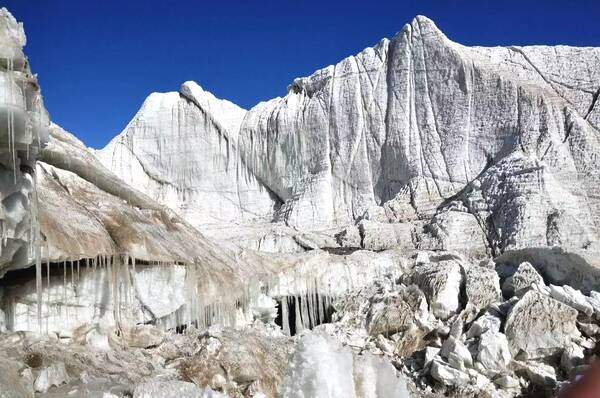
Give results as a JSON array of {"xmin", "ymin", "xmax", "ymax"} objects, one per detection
[
  {"xmin": 424, "ymin": 346, "xmax": 440, "ymax": 367},
  {"xmin": 447, "ymin": 352, "xmax": 466, "ymax": 371},
  {"xmin": 587, "ymin": 291, "xmax": 600, "ymax": 319},
  {"xmin": 505, "ymin": 291, "xmax": 580, "ymax": 359},
  {"xmin": 430, "ymin": 358, "xmax": 470, "ymax": 387},
  {"xmin": 466, "ymin": 312, "xmax": 502, "ymax": 338},
  {"xmin": 406, "ymin": 260, "xmax": 463, "ymax": 319},
  {"xmin": 549, "ymin": 284, "xmax": 594, "ymax": 317},
  {"xmin": 502, "ymin": 261, "xmax": 545, "ymax": 297},
  {"xmin": 560, "ymin": 343, "xmax": 585, "ymax": 374},
  {"xmin": 496, "ymin": 248, "xmax": 600, "ymax": 294},
  {"xmin": 489, "ymin": 296, "xmax": 520, "ymax": 318},
  {"xmin": 465, "ymin": 266, "xmax": 502, "ymax": 311},
  {"xmin": 367, "ymin": 285, "xmax": 430, "ymax": 336},
  {"xmin": 578, "ymin": 321, "xmax": 600, "ymax": 337},
  {"xmin": 440, "ymin": 336, "xmax": 473, "ymax": 369},
  {"xmin": 517, "ymin": 361, "xmax": 557, "ymax": 389},
  {"xmin": 494, "ymin": 375, "xmax": 520, "ymax": 389},
  {"xmin": 476, "ymin": 331, "xmax": 512, "ymax": 376}
]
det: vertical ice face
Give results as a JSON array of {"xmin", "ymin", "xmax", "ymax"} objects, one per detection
[
  {"xmin": 99, "ymin": 16, "xmax": 600, "ymax": 250},
  {"xmin": 98, "ymin": 81, "xmax": 280, "ymax": 230},
  {"xmin": 237, "ymin": 16, "xmax": 600, "ymax": 237},
  {"xmin": 0, "ymin": 8, "xmax": 49, "ymax": 276}
]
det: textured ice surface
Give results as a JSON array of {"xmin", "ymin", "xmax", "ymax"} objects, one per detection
[
  {"xmin": 99, "ymin": 16, "xmax": 600, "ymax": 255},
  {"xmin": 133, "ymin": 381, "xmax": 229, "ymax": 398},
  {"xmin": 0, "ymin": 7, "xmax": 49, "ymax": 276},
  {"xmin": 98, "ymin": 81, "xmax": 278, "ymax": 231}
]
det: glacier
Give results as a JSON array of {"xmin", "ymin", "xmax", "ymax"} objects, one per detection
[
  {"xmin": 1, "ymin": 6, "xmax": 600, "ymax": 398},
  {"xmin": 99, "ymin": 16, "xmax": 600, "ymax": 258}
]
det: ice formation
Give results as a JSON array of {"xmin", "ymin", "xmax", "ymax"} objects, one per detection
[
  {"xmin": 97, "ymin": 81, "xmax": 278, "ymax": 230},
  {"xmin": 264, "ymin": 249, "xmax": 406, "ymax": 335},
  {"xmin": 280, "ymin": 333, "xmax": 409, "ymax": 398},
  {"xmin": 0, "ymin": 7, "xmax": 276, "ymax": 337},
  {"xmin": 1, "ymin": 6, "xmax": 600, "ymax": 398},
  {"xmin": 99, "ymin": 16, "xmax": 600, "ymax": 257},
  {"xmin": 0, "ymin": 7, "xmax": 50, "ymax": 338}
]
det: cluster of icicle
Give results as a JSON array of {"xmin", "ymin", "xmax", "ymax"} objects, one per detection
[
  {"xmin": 264, "ymin": 255, "xmax": 402, "ymax": 335},
  {"xmin": 0, "ymin": 8, "xmax": 47, "ymax": 334},
  {"xmin": 4, "ymin": 252, "xmax": 267, "ymax": 335},
  {"xmin": 278, "ymin": 290, "xmax": 334, "ymax": 336}
]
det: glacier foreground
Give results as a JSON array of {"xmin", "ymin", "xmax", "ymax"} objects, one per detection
[{"xmin": 2, "ymin": 7, "xmax": 600, "ymax": 398}]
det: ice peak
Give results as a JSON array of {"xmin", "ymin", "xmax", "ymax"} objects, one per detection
[
  {"xmin": 395, "ymin": 15, "xmax": 448, "ymax": 41},
  {"xmin": 179, "ymin": 80, "xmax": 247, "ymax": 135}
]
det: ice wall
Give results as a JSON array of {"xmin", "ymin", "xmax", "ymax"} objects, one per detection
[
  {"xmin": 0, "ymin": 110, "xmax": 280, "ymax": 334},
  {"xmin": 238, "ymin": 16, "xmax": 600, "ymax": 240},
  {"xmin": 98, "ymin": 81, "xmax": 279, "ymax": 230},
  {"xmin": 0, "ymin": 8, "xmax": 49, "ymax": 276},
  {"xmin": 100, "ymin": 16, "xmax": 600, "ymax": 253}
]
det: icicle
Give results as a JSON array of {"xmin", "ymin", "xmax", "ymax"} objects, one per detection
[
  {"xmin": 301, "ymin": 293, "xmax": 310, "ymax": 330},
  {"xmin": 294, "ymin": 296, "xmax": 303, "ymax": 333},
  {"xmin": 121, "ymin": 254, "xmax": 129, "ymax": 319},
  {"xmin": 26, "ymin": 168, "xmax": 44, "ymax": 334},
  {"xmin": 281, "ymin": 297, "xmax": 290, "ymax": 336},
  {"xmin": 35, "ymin": 244, "xmax": 42, "ymax": 333},
  {"xmin": 46, "ymin": 248, "xmax": 50, "ymax": 334},
  {"xmin": 317, "ymin": 291, "xmax": 325, "ymax": 326},
  {"xmin": 62, "ymin": 260, "xmax": 67, "ymax": 321},
  {"xmin": 110, "ymin": 256, "xmax": 120, "ymax": 328},
  {"xmin": 7, "ymin": 57, "xmax": 17, "ymax": 183}
]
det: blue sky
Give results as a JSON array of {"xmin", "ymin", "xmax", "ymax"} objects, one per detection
[{"xmin": 5, "ymin": 0, "xmax": 600, "ymax": 148}]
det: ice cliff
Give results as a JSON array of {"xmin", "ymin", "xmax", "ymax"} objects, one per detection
[
  {"xmin": 100, "ymin": 16, "xmax": 600, "ymax": 258},
  {"xmin": 98, "ymin": 81, "xmax": 279, "ymax": 229}
]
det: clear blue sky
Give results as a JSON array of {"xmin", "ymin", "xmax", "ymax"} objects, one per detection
[{"xmin": 4, "ymin": 0, "xmax": 600, "ymax": 148}]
